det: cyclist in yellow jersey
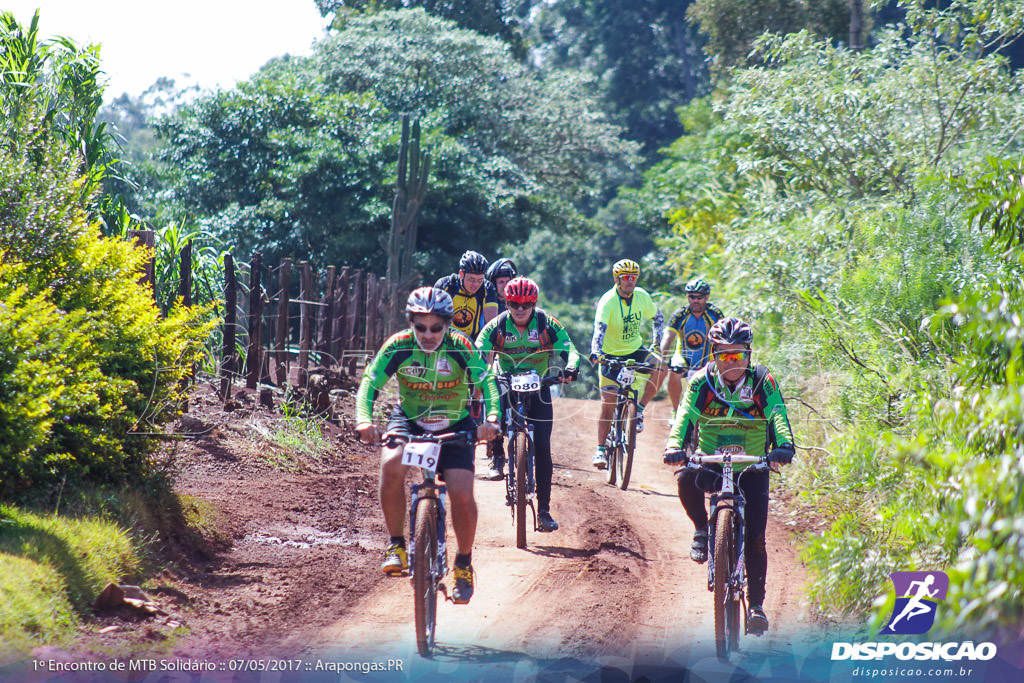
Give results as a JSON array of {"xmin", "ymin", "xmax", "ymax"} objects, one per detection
[
  {"xmin": 590, "ymin": 259, "xmax": 667, "ymax": 469},
  {"xmin": 434, "ymin": 251, "xmax": 500, "ymax": 339}
]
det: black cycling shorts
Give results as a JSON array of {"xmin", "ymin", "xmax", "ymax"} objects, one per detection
[{"xmin": 384, "ymin": 407, "xmax": 476, "ymax": 474}]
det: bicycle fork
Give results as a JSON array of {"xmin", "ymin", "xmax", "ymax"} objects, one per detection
[
  {"xmin": 408, "ymin": 483, "xmax": 449, "ymax": 583},
  {"xmin": 707, "ymin": 494, "xmax": 748, "ymax": 601}
]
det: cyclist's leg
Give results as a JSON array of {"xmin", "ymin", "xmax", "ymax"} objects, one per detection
[
  {"xmin": 380, "ymin": 408, "xmax": 414, "ymax": 539},
  {"xmin": 527, "ymin": 385, "xmax": 555, "ymax": 511},
  {"xmin": 675, "ymin": 465, "xmax": 718, "ymax": 528},
  {"xmin": 639, "ymin": 346, "xmax": 667, "ymax": 407},
  {"xmin": 596, "ymin": 361, "xmax": 620, "ymax": 446},
  {"xmin": 667, "ymin": 371, "xmax": 683, "ymax": 412},
  {"xmin": 437, "ymin": 416, "xmax": 479, "ymax": 556},
  {"xmin": 740, "ymin": 468, "xmax": 770, "ymax": 607}
]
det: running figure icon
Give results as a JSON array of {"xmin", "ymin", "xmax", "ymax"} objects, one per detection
[
  {"xmin": 887, "ymin": 575, "xmax": 937, "ymax": 629},
  {"xmin": 881, "ymin": 570, "xmax": 949, "ymax": 635}
]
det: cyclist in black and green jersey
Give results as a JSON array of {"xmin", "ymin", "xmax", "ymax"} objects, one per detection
[
  {"xmin": 590, "ymin": 259, "xmax": 667, "ymax": 469},
  {"xmin": 476, "ymin": 277, "xmax": 581, "ymax": 532},
  {"xmin": 660, "ymin": 278, "xmax": 724, "ymax": 422},
  {"xmin": 662, "ymin": 317, "xmax": 795, "ymax": 633},
  {"xmin": 355, "ymin": 287, "xmax": 500, "ymax": 605}
]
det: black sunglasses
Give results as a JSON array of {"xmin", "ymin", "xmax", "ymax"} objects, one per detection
[
  {"xmin": 507, "ymin": 302, "xmax": 535, "ymax": 310},
  {"xmin": 412, "ymin": 322, "xmax": 447, "ymax": 334}
]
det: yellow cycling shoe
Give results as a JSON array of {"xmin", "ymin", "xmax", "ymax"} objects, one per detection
[
  {"xmin": 381, "ymin": 543, "xmax": 408, "ymax": 575},
  {"xmin": 451, "ymin": 565, "xmax": 474, "ymax": 604}
]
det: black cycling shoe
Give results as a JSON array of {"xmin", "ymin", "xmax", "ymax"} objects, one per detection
[
  {"xmin": 747, "ymin": 604, "xmax": 769, "ymax": 634},
  {"xmin": 537, "ymin": 510, "xmax": 559, "ymax": 532},
  {"xmin": 690, "ymin": 526, "xmax": 709, "ymax": 564}
]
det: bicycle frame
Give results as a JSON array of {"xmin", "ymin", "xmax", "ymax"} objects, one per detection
[
  {"xmin": 495, "ymin": 371, "xmax": 561, "ymax": 546},
  {"xmin": 688, "ymin": 452, "xmax": 768, "ymax": 644},
  {"xmin": 600, "ymin": 358, "xmax": 658, "ymax": 489}
]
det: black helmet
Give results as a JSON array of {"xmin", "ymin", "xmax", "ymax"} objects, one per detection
[
  {"xmin": 405, "ymin": 287, "xmax": 454, "ymax": 319},
  {"xmin": 459, "ymin": 250, "xmax": 489, "ymax": 274},
  {"xmin": 707, "ymin": 317, "xmax": 753, "ymax": 347},
  {"xmin": 684, "ymin": 278, "xmax": 711, "ymax": 295},
  {"xmin": 485, "ymin": 257, "xmax": 517, "ymax": 283}
]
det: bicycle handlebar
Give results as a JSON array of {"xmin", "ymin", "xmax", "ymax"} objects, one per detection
[
  {"xmin": 598, "ymin": 357, "xmax": 662, "ymax": 371},
  {"xmin": 689, "ymin": 453, "xmax": 766, "ymax": 466},
  {"xmin": 379, "ymin": 430, "xmax": 478, "ymax": 447}
]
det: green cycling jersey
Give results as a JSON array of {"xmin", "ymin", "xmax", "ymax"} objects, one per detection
[
  {"xmin": 476, "ymin": 309, "xmax": 581, "ymax": 375},
  {"xmin": 667, "ymin": 363, "xmax": 795, "ymax": 464},
  {"xmin": 355, "ymin": 327, "xmax": 500, "ymax": 431}
]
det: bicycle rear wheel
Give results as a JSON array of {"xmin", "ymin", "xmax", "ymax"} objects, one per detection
[
  {"xmin": 713, "ymin": 508, "xmax": 739, "ymax": 660},
  {"xmin": 413, "ymin": 497, "xmax": 439, "ymax": 656},
  {"xmin": 618, "ymin": 400, "xmax": 637, "ymax": 490},
  {"xmin": 513, "ymin": 431, "xmax": 529, "ymax": 549}
]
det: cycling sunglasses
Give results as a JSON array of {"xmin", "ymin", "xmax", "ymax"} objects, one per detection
[
  {"xmin": 618, "ymin": 274, "xmax": 638, "ymax": 282},
  {"xmin": 507, "ymin": 301, "xmax": 535, "ymax": 310},
  {"xmin": 687, "ymin": 293, "xmax": 707, "ymax": 300},
  {"xmin": 412, "ymin": 322, "xmax": 447, "ymax": 334},
  {"xmin": 715, "ymin": 350, "xmax": 750, "ymax": 363}
]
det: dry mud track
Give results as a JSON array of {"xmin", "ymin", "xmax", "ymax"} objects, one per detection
[{"xmin": 312, "ymin": 398, "xmax": 813, "ymax": 677}]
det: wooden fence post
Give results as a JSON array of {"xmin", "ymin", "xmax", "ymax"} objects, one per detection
[
  {"xmin": 275, "ymin": 258, "xmax": 292, "ymax": 386},
  {"xmin": 220, "ymin": 253, "xmax": 237, "ymax": 401},
  {"xmin": 378, "ymin": 276, "xmax": 389, "ymax": 347},
  {"xmin": 245, "ymin": 254, "xmax": 263, "ymax": 389},
  {"xmin": 180, "ymin": 240, "xmax": 192, "ymax": 307},
  {"xmin": 128, "ymin": 230, "xmax": 156, "ymax": 304},
  {"xmin": 364, "ymin": 273, "xmax": 378, "ymax": 357},
  {"xmin": 318, "ymin": 266, "xmax": 336, "ymax": 361},
  {"xmin": 346, "ymin": 270, "xmax": 364, "ymax": 375},
  {"xmin": 299, "ymin": 261, "xmax": 314, "ymax": 373}
]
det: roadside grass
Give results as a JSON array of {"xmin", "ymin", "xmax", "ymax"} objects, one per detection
[
  {"xmin": 248, "ymin": 409, "xmax": 334, "ymax": 470},
  {"xmin": 0, "ymin": 505, "xmax": 139, "ymax": 659}
]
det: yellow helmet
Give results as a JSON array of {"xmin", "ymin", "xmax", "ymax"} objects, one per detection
[{"xmin": 612, "ymin": 259, "xmax": 640, "ymax": 278}]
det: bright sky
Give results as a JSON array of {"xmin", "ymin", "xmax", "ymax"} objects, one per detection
[{"xmin": 2, "ymin": 1, "xmax": 329, "ymax": 101}]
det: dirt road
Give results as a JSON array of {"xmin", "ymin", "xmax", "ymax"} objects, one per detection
[{"xmin": 312, "ymin": 398, "xmax": 813, "ymax": 677}]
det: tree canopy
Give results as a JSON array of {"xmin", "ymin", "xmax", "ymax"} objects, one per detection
[{"xmin": 151, "ymin": 9, "xmax": 636, "ymax": 275}]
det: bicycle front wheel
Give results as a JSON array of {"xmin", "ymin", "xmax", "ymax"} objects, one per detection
[
  {"xmin": 413, "ymin": 497, "xmax": 439, "ymax": 656},
  {"xmin": 514, "ymin": 431, "xmax": 529, "ymax": 549},
  {"xmin": 618, "ymin": 400, "xmax": 637, "ymax": 490},
  {"xmin": 713, "ymin": 508, "xmax": 739, "ymax": 660}
]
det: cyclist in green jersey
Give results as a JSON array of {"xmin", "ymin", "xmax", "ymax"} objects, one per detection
[
  {"xmin": 662, "ymin": 317, "xmax": 795, "ymax": 633},
  {"xmin": 355, "ymin": 287, "xmax": 500, "ymax": 605},
  {"xmin": 590, "ymin": 259, "xmax": 667, "ymax": 469},
  {"xmin": 476, "ymin": 277, "xmax": 581, "ymax": 531}
]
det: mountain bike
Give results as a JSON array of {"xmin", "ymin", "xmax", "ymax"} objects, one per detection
[
  {"xmin": 683, "ymin": 449, "xmax": 769, "ymax": 660},
  {"xmin": 398, "ymin": 429, "xmax": 476, "ymax": 656},
  {"xmin": 599, "ymin": 358, "xmax": 659, "ymax": 490},
  {"xmin": 495, "ymin": 370, "xmax": 563, "ymax": 549}
]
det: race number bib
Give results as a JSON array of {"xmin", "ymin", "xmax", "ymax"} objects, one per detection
[
  {"xmin": 616, "ymin": 367, "xmax": 635, "ymax": 385},
  {"xmin": 402, "ymin": 441, "xmax": 440, "ymax": 474},
  {"xmin": 510, "ymin": 371, "xmax": 541, "ymax": 392}
]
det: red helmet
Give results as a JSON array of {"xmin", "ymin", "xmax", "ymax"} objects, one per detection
[{"xmin": 504, "ymin": 277, "xmax": 539, "ymax": 304}]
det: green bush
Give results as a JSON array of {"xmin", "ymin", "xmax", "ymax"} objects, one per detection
[{"xmin": 0, "ymin": 112, "xmax": 213, "ymax": 501}]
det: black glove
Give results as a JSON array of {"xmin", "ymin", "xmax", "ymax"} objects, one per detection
[
  {"xmin": 768, "ymin": 446, "xmax": 794, "ymax": 465},
  {"xmin": 663, "ymin": 448, "xmax": 688, "ymax": 465},
  {"xmin": 560, "ymin": 366, "xmax": 579, "ymax": 381}
]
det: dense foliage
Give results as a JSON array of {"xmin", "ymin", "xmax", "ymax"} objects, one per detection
[
  {"xmin": 0, "ymin": 15, "xmax": 212, "ymax": 500},
  {"xmin": 636, "ymin": 0, "xmax": 1024, "ymax": 635}
]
